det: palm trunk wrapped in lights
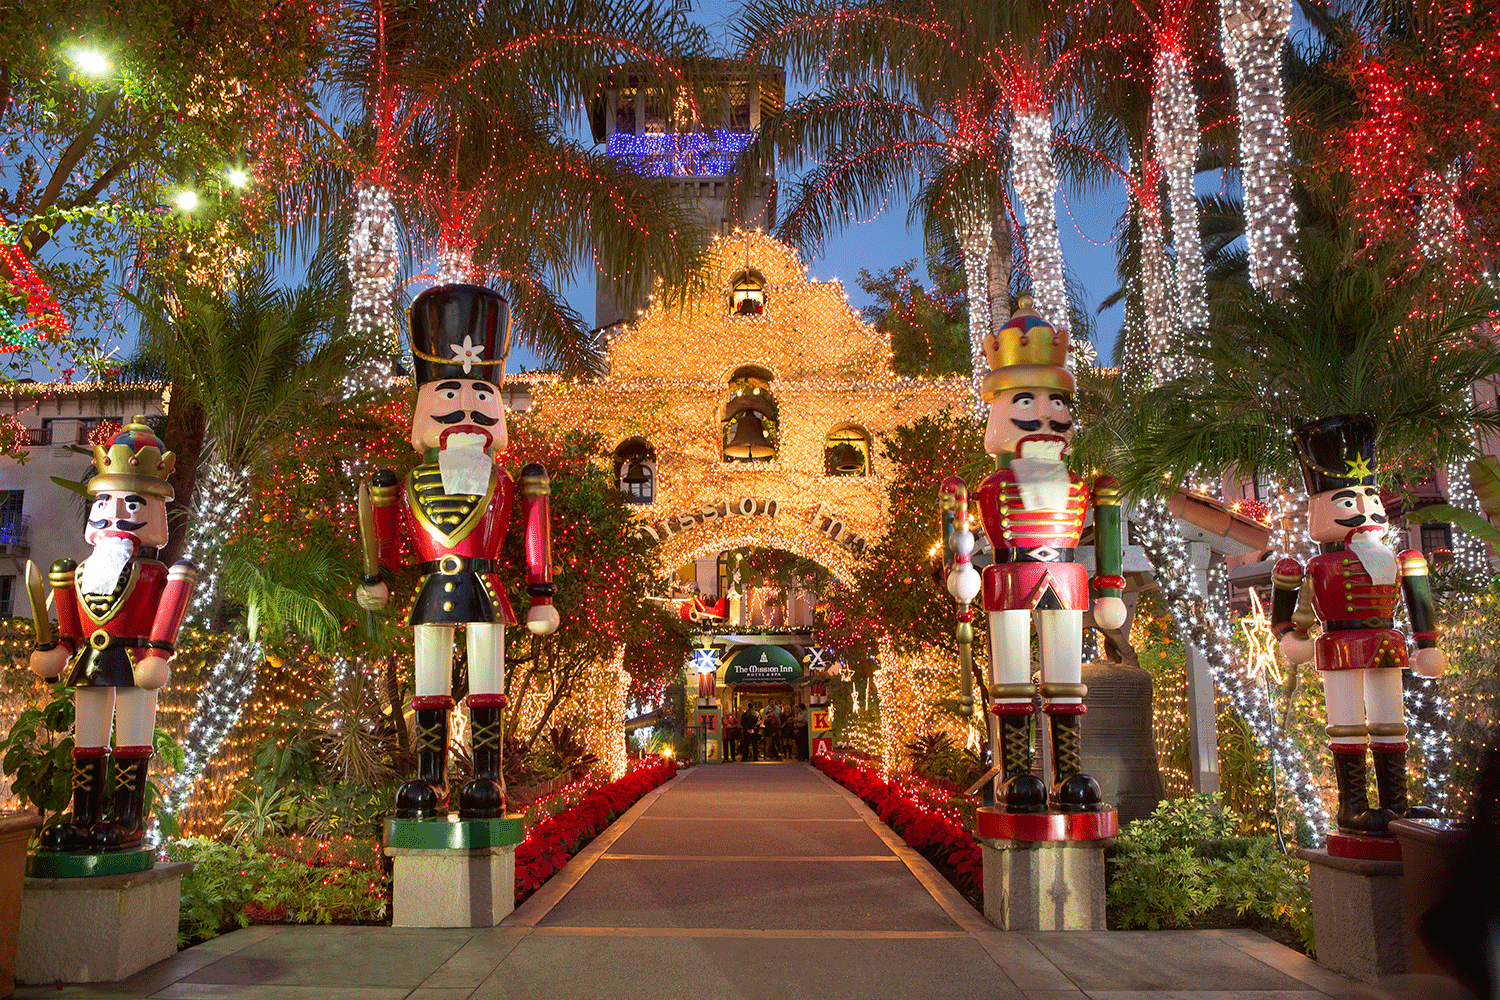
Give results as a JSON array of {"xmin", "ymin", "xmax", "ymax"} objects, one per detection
[
  {"xmin": 954, "ymin": 204, "xmax": 993, "ymax": 408},
  {"xmin": 1220, "ymin": 0, "xmax": 1299, "ymax": 292},
  {"xmin": 151, "ymin": 637, "xmax": 263, "ymax": 842},
  {"xmin": 1131, "ymin": 155, "xmax": 1177, "ymax": 383},
  {"xmin": 179, "ymin": 460, "xmax": 253, "ymax": 625},
  {"xmin": 1010, "ymin": 108, "xmax": 1069, "ymax": 337},
  {"xmin": 1152, "ymin": 48, "xmax": 1209, "ymax": 354},
  {"xmin": 1133, "ymin": 496, "xmax": 1331, "ymax": 834},
  {"xmin": 436, "ymin": 235, "xmax": 477, "ymax": 286},
  {"xmin": 348, "ymin": 182, "xmax": 399, "ymax": 341}
]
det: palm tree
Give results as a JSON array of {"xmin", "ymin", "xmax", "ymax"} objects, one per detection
[
  {"xmin": 1132, "ymin": 231, "xmax": 1500, "ymax": 492},
  {"xmin": 739, "ymin": 0, "xmax": 1114, "ymax": 402},
  {"xmin": 282, "ymin": 0, "xmax": 708, "ymax": 378},
  {"xmin": 126, "ymin": 257, "xmax": 364, "ymax": 826}
]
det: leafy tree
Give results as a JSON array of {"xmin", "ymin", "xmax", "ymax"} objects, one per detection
[
  {"xmin": 0, "ymin": 1, "xmax": 325, "ymax": 342},
  {"xmin": 857, "ymin": 259, "xmax": 970, "ymax": 378}
]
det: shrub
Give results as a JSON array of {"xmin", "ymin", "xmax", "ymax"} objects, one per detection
[{"xmin": 1108, "ymin": 794, "xmax": 1314, "ymax": 953}]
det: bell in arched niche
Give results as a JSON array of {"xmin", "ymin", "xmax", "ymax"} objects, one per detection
[
  {"xmin": 730, "ymin": 271, "xmax": 766, "ymax": 316},
  {"xmin": 723, "ymin": 410, "xmax": 775, "ymax": 460}
]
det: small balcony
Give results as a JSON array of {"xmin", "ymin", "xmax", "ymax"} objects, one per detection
[
  {"xmin": 0, "ymin": 515, "xmax": 29, "ymax": 556},
  {"xmin": 22, "ymin": 427, "xmax": 51, "ymax": 447}
]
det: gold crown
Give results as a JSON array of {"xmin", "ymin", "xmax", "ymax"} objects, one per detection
[
  {"xmin": 90, "ymin": 415, "xmax": 175, "ymax": 499},
  {"xmin": 980, "ymin": 296, "xmax": 1074, "ymax": 401}
]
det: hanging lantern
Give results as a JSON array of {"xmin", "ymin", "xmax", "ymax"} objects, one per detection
[{"xmin": 724, "ymin": 412, "xmax": 774, "ymax": 459}]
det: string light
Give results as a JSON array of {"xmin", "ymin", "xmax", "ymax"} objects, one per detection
[
  {"xmin": 1011, "ymin": 109, "xmax": 1069, "ymax": 338},
  {"xmin": 1151, "ymin": 47, "xmax": 1209, "ymax": 347}
]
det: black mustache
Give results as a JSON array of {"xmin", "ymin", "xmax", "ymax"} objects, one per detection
[
  {"xmin": 89, "ymin": 518, "xmax": 147, "ymax": 531},
  {"xmin": 1335, "ymin": 514, "xmax": 1373, "ymax": 527},
  {"xmin": 1011, "ymin": 418, "xmax": 1044, "ymax": 431},
  {"xmin": 1050, "ymin": 420, "xmax": 1073, "ymax": 433},
  {"xmin": 432, "ymin": 410, "xmax": 499, "ymax": 426}
]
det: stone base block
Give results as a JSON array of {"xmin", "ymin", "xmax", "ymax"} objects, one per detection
[
  {"xmin": 980, "ymin": 837, "xmax": 1107, "ymax": 930},
  {"xmin": 1299, "ymin": 847, "xmax": 1407, "ymax": 981},
  {"xmin": 18, "ymin": 861, "xmax": 190, "ymax": 985},
  {"xmin": 386, "ymin": 845, "xmax": 517, "ymax": 927}
]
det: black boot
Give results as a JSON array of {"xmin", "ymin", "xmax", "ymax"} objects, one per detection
[
  {"xmin": 1331, "ymin": 750, "xmax": 1387, "ymax": 834},
  {"xmin": 458, "ymin": 705, "xmax": 506, "ymax": 819},
  {"xmin": 395, "ymin": 708, "xmax": 450, "ymax": 819},
  {"xmin": 1372, "ymin": 748, "xmax": 1438, "ymax": 820},
  {"xmin": 40, "ymin": 750, "xmax": 108, "ymax": 851},
  {"xmin": 997, "ymin": 712, "xmax": 1046, "ymax": 813},
  {"xmin": 92, "ymin": 750, "xmax": 150, "ymax": 851},
  {"xmin": 1048, "ymin": 712, "xmax": 1102, "ymax": 813}
]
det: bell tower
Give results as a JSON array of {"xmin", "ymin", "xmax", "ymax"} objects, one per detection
[{"xmin": 590, "ymin": 59, "xmax": 785, "ymax": 330}]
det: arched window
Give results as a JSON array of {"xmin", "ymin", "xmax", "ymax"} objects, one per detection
[
  {"xmin": 722, "ymin": 370, "xmax": 777, "ymax": 462},
  {"xmin": 825, "ymin": 425, "xmax": 871, "ymax": 476},
  {"xmin": 729, "ymin": 270, "xmax": 766, "ymax": 316},
  {"xmin": 612, "ymin": 438, "xmax": 656, "ymax": 504}
]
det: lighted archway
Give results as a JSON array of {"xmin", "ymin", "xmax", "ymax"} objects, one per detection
[{"xmin": 653, "ymin": 513, "xmax": 863, "ymax": 584}]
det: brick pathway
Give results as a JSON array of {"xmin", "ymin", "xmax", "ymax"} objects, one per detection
[{"xmin": 18, "ymin": 763, "xmax": 1369, "ymax": 1000}]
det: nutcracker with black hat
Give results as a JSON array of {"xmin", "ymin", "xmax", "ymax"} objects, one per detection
[
  {"xmin": 1272, "ymin": 415, "xmax": 1444, "ymax": 860},
  {"xmin": 356, "ymin": 284, "xmax": 558, "ymax": 824},
  {"xmin": 959, "ymin": 297, "xmax": 1125, "ymax": 844},
  {"xmin": 26, "ymin": 417, "xmax": 197, "ymax": 869}
]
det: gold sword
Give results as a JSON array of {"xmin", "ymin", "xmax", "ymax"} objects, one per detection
[
  {"xmin": 357, "ymin": 482, "xmax": 380, "ymax": 583},
  {"xmin": 24, "ymin": 559, "xmax": 54, "ymax": 649}
]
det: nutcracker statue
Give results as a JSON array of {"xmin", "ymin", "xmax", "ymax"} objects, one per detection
[
  {"xmin": 356, "ymin": 284, "xmax": 558, "ymax": 821},
  {"xmin": 962, "ymin": 297, "xmax": 1126, "ymax": 839},
  {"xmin": 26, "ymin": 417, "xmax": 197, "ymax": 869},
  {"xmin": 1272, "ymin": 416, "xmax": 1443, "ymax": 858}
]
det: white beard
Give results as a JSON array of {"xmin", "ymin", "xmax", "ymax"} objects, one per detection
[
  {"xmin": 81, "ymin": 536, "xmax": 137, "ymax": 595},
  {"xmin": 1347, "ymin": 528, "xmax": 1398, "ymax": 587},
  {"xmin": 1010, "ymin": 444, "xmax": 1072, "ymax": 511},
  {"xmin": 437, "ymin": 437, "xmax": 495, "ymax": 496}
]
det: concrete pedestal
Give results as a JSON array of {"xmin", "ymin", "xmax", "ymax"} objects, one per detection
[
  {"xmin": 18, "ymin": 861, "xmax": 190, "ymax": 985},
  {"xmin": 386, "ymin": 845, "xmax": 517, "ymax": 927},
  {"xmin": 1299, "ymin": 847, "xmax": 1407, "ymax": 981},
  {"xmin": 979, "ymin": 837, "xmax": 1108, "ymax": 930}
]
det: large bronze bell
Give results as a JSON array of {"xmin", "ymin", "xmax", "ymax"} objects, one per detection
[
  {"xmin": 620, "ymin": 457, "xmax": 651, "ymax": 484},
  {"xmin": 830, "ymin": 443, "xmax": 864, "ymax": 474},
  {"xmin": 724, "ymin": 412, "xmax": 774, "ymax": 459}
]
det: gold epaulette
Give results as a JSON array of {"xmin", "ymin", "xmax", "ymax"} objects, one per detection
[{"xmin": 1398, "ymin": 550, "xmax": 1429, "ymax": 575}]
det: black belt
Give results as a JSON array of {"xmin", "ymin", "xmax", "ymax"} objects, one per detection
[
  {"xmin": 1325, "ymin": 618, "xmax": 1394, "ymax": 632},
  {"xmin": 418, "ymin": 556, "xmax": 497, "ymax": 576},
  {"xmin": 994, "ymin": 546, "xmax": 1075, "ymax": 564},
  {"xmin": 86, "ymin": 631, "xmax": 151, "ymax": 652}
]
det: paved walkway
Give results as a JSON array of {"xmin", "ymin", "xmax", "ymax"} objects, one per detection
[{"xmin": 20, "ymin": 764, "xmax": 1376, "ymax": 1000}]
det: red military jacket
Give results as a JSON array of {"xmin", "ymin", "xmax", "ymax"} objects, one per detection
[
  {"xmin": 52, "ymin": 556, "xmax": 197, "ymax": 687},
  {"xmin": 372, "ymin": 462, "xmax": 518, "ymax": 626},
  {"xmin": 1303, "ymin": 549, "xmax": 1414, "ymax": 671},
  {"xmin": 975, "ymin": 467, "xmax": 1090, "ymax": 612}
]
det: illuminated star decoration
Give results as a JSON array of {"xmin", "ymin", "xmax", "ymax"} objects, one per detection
[{"xmin": 1344, "ymin": 455, "xmax": 1376, "ymax": 480}]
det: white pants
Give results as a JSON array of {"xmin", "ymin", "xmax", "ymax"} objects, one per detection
[
  {"xmin": 74, "ymin": 686, "xmax": 157, "ymax": 750},
  {"xmin": 987, "ymin": 609, "xmax": 1083, "ymax": 703},
  {"xmin": 414, "ymin": 623, "xmax": 505, "ymax": 698},
  {"xmin": 1323, "ymin": 668, "xmax": 1405, "ymax": 750}
]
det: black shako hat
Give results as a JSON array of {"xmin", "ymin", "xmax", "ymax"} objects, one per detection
[
  {"xmin": 1292, "ymin": 415, "xmax": 1379, "ymax": 495},
  {"xmin": 409, "ymin": 284, "xmax": 512, "ymax": 385}
]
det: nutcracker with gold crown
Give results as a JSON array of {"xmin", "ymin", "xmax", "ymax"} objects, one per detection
[
  {"xmin": 26, "ymin": 417, "xmax": 197, "ymax": 869},
  {"xmin": 1272, "ymin": 416, "xmax": 1443, "ymax": 859},
  {"xmin": 962, "ymin": 297, "xmax": 1124, "ymax": 841},
  {"xmin": 355, "ymin": 284, "xmax": 558, "ymax": 822}
]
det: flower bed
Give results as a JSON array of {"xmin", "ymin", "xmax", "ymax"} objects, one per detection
[
  {"xmin": 514, "ymin": 755, "xmax": 679, "ymax": 904},
  {"xmin": 814, "ymin": 754, "xmax": 982, "ymax": 904}
]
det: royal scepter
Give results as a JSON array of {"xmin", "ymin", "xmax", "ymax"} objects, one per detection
[
  {"xmin": 356, "ymin": 483, "xmax": 382, "ymax": 638},
  {"xmin": 24, "ymin": 559, "xmax": 55, "ymax": 652},
  {"xmin": 940, "ymin": 476, "xmax": 982, "ymax": 718}
]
